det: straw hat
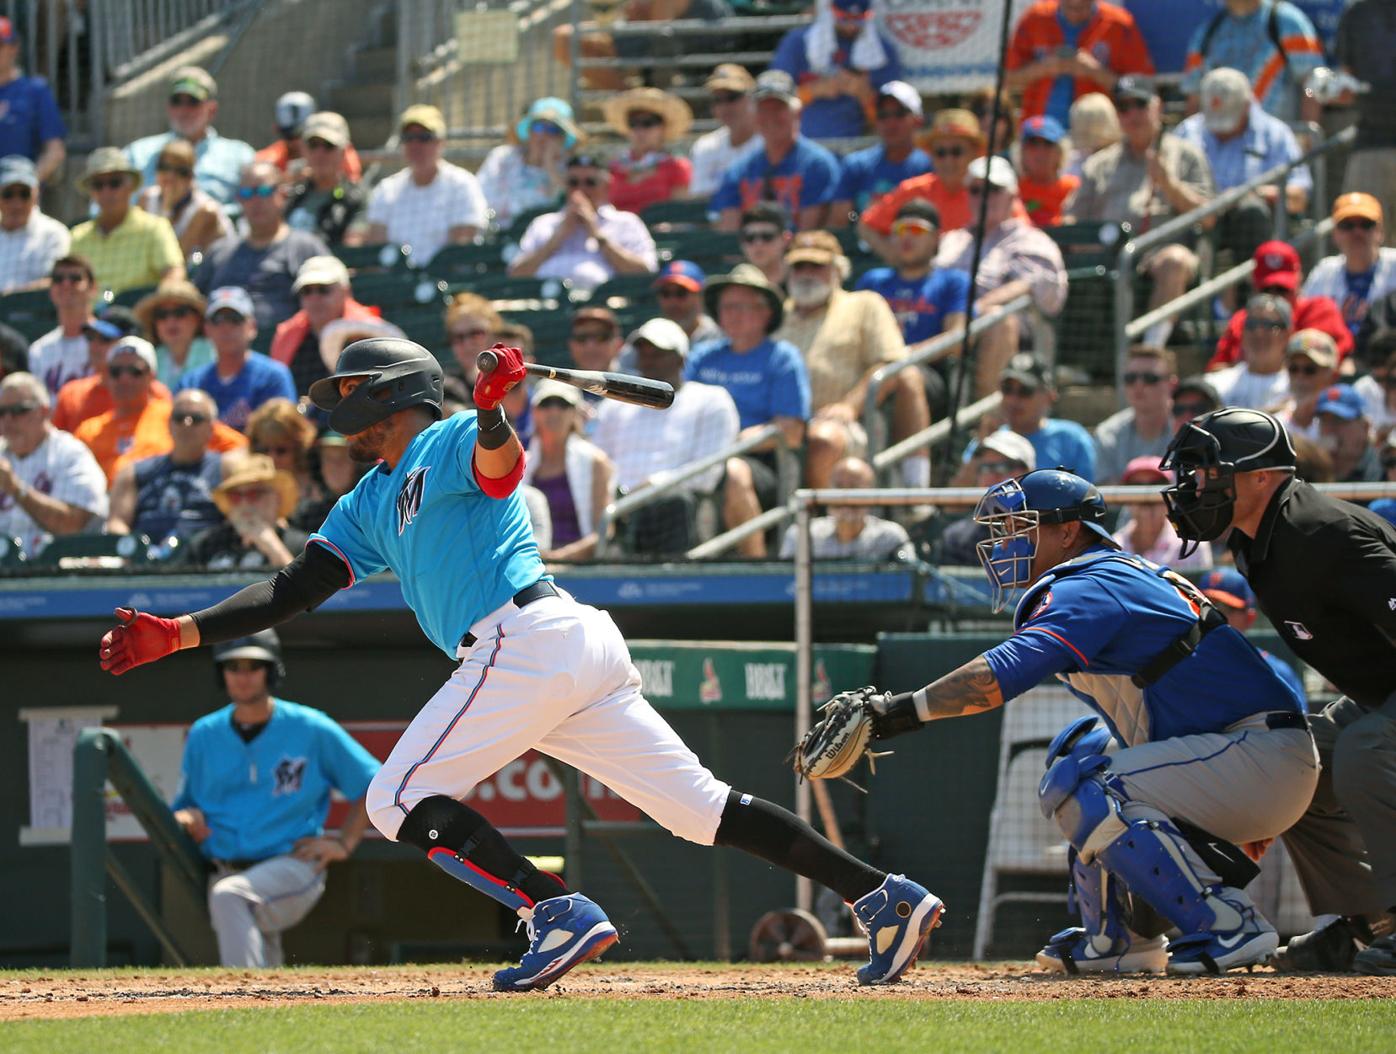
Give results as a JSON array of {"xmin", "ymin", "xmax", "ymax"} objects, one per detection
[
  {"xmin": 920, "ymin": 109, "xmax": 986, "ymax": 152},
  {"xmin": 76, "ymin": 146, "xmax": 140, "ymax": 193},
  {"xmin": 603, "ymin": 88, "xmax": 693, "ymax": 143},
  {"xmin": 134, "ymin": 279, "xmax": 207, "ymax": 335},
  {"xmin": 212, "ymin": 454, "xmax": 298, "ymax": 520}
]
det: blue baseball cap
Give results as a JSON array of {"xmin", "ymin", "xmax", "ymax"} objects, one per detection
[
  {"xmin": 653, "ymin": 259, "xmax": 706, "ymax": 293},
  {"xmin": 1198, "ymin": 568, "xmax": 1255, "ymax": 610},
  {"xmin": 1315, "ymin": 384, "xmax": 1365, "ymax": 422},
  {"xmin": 1021, "ymin": 115, "xmax": 1066, "ymax": 145},
  {"xmin": 1369, "ymin": 498, "xmax": 1396, "ymax": 528},
  {"xmin": 516, "ymin": 97, "xmax": 580, "ymax": 148}
]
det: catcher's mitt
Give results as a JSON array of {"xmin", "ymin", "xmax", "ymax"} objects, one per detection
[{"xmin": 789, "ymin": 686, "xmax": 893, "ymax": 788}]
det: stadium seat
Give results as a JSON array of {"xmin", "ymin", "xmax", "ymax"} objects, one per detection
[
  {"xmin": 587, "ymin": 273, "xmax": 660, "ymax": 308},
  {"xmin": 0, "ymin": 287, "xmax": 57, "ymax": 341},
  {"xmin": 334, "ymin": 243, "xmax": 411, "ymax": 274},
  {"xmin": 352, "ymin": 271, "xmax": 449, "ymax": 312},
  {"xmin": 423, "ymin": 241, "xmax": 504, "ymax": 283},
  {"xmin": 30, "ymin": 534, "xmax": 153, "ymax": 571},
  {"xmin": 109, "ymin": 284, "xmax": 158, "ymax": 309},
  {"xmin": 640, "ymin": 198, "xmax": 713, "ymax": 229},
  {"xmin": 0, "ymin": 535, "xmax": 25, "ymax": 571}
]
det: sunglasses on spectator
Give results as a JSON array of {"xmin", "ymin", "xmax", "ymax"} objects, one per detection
[
  {"xmin": 108, "ymin": 364, "xmax": 150, "ymax": 379},
  {"xmin": 976, "ymin": 459, "xmax": 1017, "ymax": 474},
  {"xmin": 1337, "ymin": 219, "xmax": 1377, "ymax": 232},
  {"xmin": 932, "ymin": 146, "xmax": 966, "ymax": 160},
  {"xmin": 154, "ymin": 305, "xmax": 198, "ymax": 322},
  {"xmin": 876, "ymin": 107, "xmax": 911, "ymax": 121},
  {"xmin": 157, "ymin": 162, "xmax": 194, "ymax": 178},
  {"xmin": 237, "ymin": 184, "xmax": 278, "ymax": 200},
  {"xmin": 172, "ymin": 411, "xmax": 212, "ymax": 426},
  {"xmin": 1287, "ymin": 361, "xmax": 1323, "ymax": 375},
  {"xmin": 657, "ymin": 286, "xmax": 695, "ymax": 299},
  {"xmin": 740, "ymin": 227, "xmax": 780, "ymax": 244},
  {"xmin": 226, "ymin": 486, "xmax": 272, "ymax": 504},
  {"xmin": 1123, "ymin": 371, "xmax": 1166, "ymax": 386},
  {"xmin": 305, "ymin": 138, "xmax": 337, "ymax": 152},
  {"xmin": 208, "ymin": 311, "xmax": 246, "ymax": 326},
  {"xmin": 169, "ymin": 93, "xmax": 203, "ymax": 108},
  {"xmin": 531, "ymin": 120, "xmax": 564, "ymax": 136},
  {"xmin": 0, "ymin": 401, "xmax": 40, "ymax": 417},
  {"xmin": 1172, "ymin": 401, "xmax": 1213, "ymax": 417},
  {"xmin": 571, "ymin": 330, "xmax": 614, "ymax": 344},
  {"xmin": 450, "ymin": 327, "xmax": 490, "ymax": 343},
  {"xmin": 88, "ymin": 176, "xmax": 128, "ymax": 192},
  {"xmin": 627, "ymin": 113, "xmax": 664, "ymax": 130},
  {"xmin": 51, "ymin": 271, "xmax": 87, "ymax": 285},
  {"xmin": 298, "ymin": 284, "xmax": 334, "ymax": 297},
  {"xmin": 892, "ymin": 219, "xmax": 935, "ymax": 237},
  {"xmin": 400, "ymin": 131, "xmax": 437, "ymax": 144},
  {"xmin": 1243, "ymin": 317, "xmax": 1287, "ymax": 333},
  {"xmin": 999, "ymin": 382, "xmax": 1037, "ymax": 398},
  {"xmin": 567, "ymin": 175, "xmax": 602, "ymax": 188},
  {"xmin": 1, "ymin": 185, "xmax": 32, "ymax": 200},
  {"xmin": 968, "ymin": 183, "xmax": 1006, "ymax": 197},
  {"xmin": 711, "ymin": 92, "xmax": 744, "ymax": 105},
  {"xmin": 1116, "ymin": 98, "xmax": 1150, "ymax": 114}
]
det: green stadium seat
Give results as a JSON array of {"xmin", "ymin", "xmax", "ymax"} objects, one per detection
[
  {"xmin": 640, "ymin": 198, "xmax": 713, "ymax": 229},
  {"xmin": 334, "ymin": 243, "xmax": 411, "ymax": 273},
  {"xmin": 423, "ymin": 241, "xmax": 504, "ymax": 283},
  {"xmin": 0, "ymin": 287, "xmax": 56, "ymax": 341},
  {"xmin": 30, "ymin": 533, "xmax": 152, "ymax": 570},
  {"xmin": 108, "ymin": 284, "xmax": 158, "ymax": 309},
  {"xmin": 1046, "ymin": 222, "xmax": 1127, "ymax": 272},
  {"xmin": 587, "ymin": 273, "xmax": 660, "ymax": 307},
  {"xmin": 473, "ymin": 274, "xmax": 575, "ymax": 304},
  {"xmin": 503, "ymin": 203, "xmax": 556, "ymax": 242},
  {"xmin": 352, "ymin": 271, "xmax": 449, "ymax": 311}
]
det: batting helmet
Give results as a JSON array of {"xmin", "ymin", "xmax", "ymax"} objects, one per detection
[
  {"xmin": 308, "ymin": 337, "xmax": 444, "ymax": 436},
  {"xmin": 974, "ymin": 468, "xmax": 1116, "ymax": 612},
  {"xmin": 212, "ymin": 629, "xmax": 285, "ymax": 691}
]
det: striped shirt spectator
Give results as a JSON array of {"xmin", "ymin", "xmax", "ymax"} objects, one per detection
[{"xmin": 1182, "ymin": 1, "xmax": 1324, "ymax": 122}]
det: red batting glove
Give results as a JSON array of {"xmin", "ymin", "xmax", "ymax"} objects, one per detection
[
  {"xmin": 99, "ymin": 606, "xmax": 181, "ymax": 676},
  {"xmin": 473, "ymin": 343, "xmax": 527, "ymax": 411}
]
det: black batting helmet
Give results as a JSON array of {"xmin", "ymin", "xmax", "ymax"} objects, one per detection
[
  {"xmin": 212, "ymin": 630, "xmax": 285, "ymax": 690},
  {"xmin": 308, "ymin": 337, "xmax": 444, "ymax": 435}
]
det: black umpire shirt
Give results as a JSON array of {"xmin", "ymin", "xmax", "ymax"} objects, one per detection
[{"xmin": 1229, "ymin": 476, "xmax": 1396, "ymax": 709}]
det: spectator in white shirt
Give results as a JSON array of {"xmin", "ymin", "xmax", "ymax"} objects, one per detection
[
  {"xmin": 508, "ymin": 154, "xmax": 658, "ymax": 292},
  {"xmin": 593, "ymin": 318, "xmax": 750, "ymax": 554},
  {"xmin": 1275, "ymin": 329, "xmax": 1339, "ymax": 441},
  {"xmin": 777, "ymin": 456, "xmax": 910, "ymax": 560},
  {"xmin": 1301, "ymin": 193, "xmax": 1396, "ymax": 353},
  {"xmin": 364, "ymin": 105, "xmax": 487, "ymax": 264},
  {"xmin": 1208, "ymin": 293, "xmax": 1292, "ymax": 411},
  {"xmin": 476, "ymin": 97, "xmax": 577, "ymax": 228},
  {"xmin": 690, "ymin": 64, "xmax": 763, "ymax": 199},
  {"xmin": 25, "ymin": 254, "xmax": 97, "ymax": 399},
  {"xmin": 0, "ymin": 371, "xmax": 108, "ymax": 556},
  {"xmin": 0, "ymin": 155, "xmax": 68, "ymax": 292}
]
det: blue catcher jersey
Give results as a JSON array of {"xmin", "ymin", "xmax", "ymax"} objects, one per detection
[
  {"xmin": 171, "ymin": 699, "xmax": 380, "ymax": 861},
  {"xmin": 982, "ymin": 546, "xmax": 1303, "ymax": 745},
  {"xmin": 310, "ymin": 412, "xmax": 548, "ymax": 658}
]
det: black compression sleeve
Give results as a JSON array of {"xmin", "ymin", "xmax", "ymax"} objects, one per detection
[{"xmin": 190, "ymin": 543, "xmax": 350, "ymax": 644}]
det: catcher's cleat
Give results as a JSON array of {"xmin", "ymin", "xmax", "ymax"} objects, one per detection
[
  {"xmin": 1354, "ymin": 934, "xmax": 1396, "ymax": 976},
  {"xmin": 1166, "ymin": 906, "xmax": 1278, "ymax": 975},
  {"xmin": 1035, "ymin": 927, "xmax": 1168, "ymax": 975},
  {"xmin": 492, "ymin": 893, "xmax": 618, "ymax": 992},
  {"xmin": 852, "ymin": 874, "xmax": 944, "ymax": 986},
  {"xmin": 1275, "ymin": 917, "xmax": 1366, "ymax": 973}
]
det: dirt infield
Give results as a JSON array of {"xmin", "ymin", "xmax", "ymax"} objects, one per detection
[{"xmin": 3, "ymin": 963, "xmax": 1393, "ymax": 1021}]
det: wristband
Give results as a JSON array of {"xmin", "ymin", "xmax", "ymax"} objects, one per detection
[
  {"xmin": 476, "ymin": 406, "xmax": 515, "ymax": 450},
  {"xmin": 871, "ymin": 691, "xmax": 924, "ymax": 740}
]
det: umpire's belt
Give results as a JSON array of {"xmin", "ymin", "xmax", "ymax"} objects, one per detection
[{"xmin": 458, "ymin": 580, "xmax": 560, "ymax": 649}]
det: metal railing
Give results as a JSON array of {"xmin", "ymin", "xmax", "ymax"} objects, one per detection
[{"xmin": 1113, "ymin": 125, "xmax": 1357, "ymax": 399}]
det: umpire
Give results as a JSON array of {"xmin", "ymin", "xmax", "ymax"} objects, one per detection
[{"xmin": 1163, "ymin": 407, "xmax": 1396, "ymax": 975}]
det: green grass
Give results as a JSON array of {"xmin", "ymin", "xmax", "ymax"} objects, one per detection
[{"xmin": 5, "ymin": 999, "xmax": 1396, "ymax": 1054}]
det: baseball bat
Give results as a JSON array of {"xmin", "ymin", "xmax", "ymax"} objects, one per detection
[{"xmin": 477, "ymin": 350, "xmax": 674, "ymax": 410}]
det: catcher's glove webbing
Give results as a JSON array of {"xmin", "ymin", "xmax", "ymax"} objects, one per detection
[{"xmin": 788, "ymin": 686, "xmax": 895, "ymax": 789}]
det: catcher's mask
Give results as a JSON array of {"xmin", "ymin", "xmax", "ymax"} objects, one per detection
[
  {"xmin": 1160, "ymin": 408, "xmax": 1295, "ymax": 557},
  {"xmin": 975, "ymin": 469, "xmax": 1114, "ymax": 613}
]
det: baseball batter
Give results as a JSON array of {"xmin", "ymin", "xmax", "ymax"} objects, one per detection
[
  {"xmin": 100, "ymin": 338, "xmax": 942, "ymax": 990},
  {"xmin": 795, "ymin": 469, "xmax": 1317, "ymax": 974}
]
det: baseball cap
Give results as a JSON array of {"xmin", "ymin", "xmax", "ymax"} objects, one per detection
[
  {"xmin": 706, "ymin": 63, "xmax": 756, "ymax": 95},
  {"xmin": 206, "ymin": 286, "xmax": 255, "ymax": 320},
  {"xmin": 653, "ymin": 260, "xmax": 706, "ymax": 293},
  {"xmin": 1252, "ymin": 240, "xmax": 1301, "ymax": 291},
  {"xmin": 106, "ymin": 336, "xmax": 158, "ymax": 374},
  {"xmin": 1315, "ymin": 383, "xmax": 1365, "ymax": 422},
  {"xmin": 0, "ymin": 154, "xmax": 38, "ymax": 189},
  {"xmin": 877, "ymin": 81, "xmax": 923, "ymax": 117},
  {"xmin": 753, "ymin": 70, "xmax": 800, "ymax": 108},
  {"xmin": 1286, "ymin": 328, "xmax": 1338, "ymax": 369},
  {"xmin": 784, "ymin": 230, "xmax": 843, "ymax": 267},
  {"xmin": 1000, "ymin": 352, "xmax": 1052, "ymax": 390},
  {"xmin": 301, "ymin": 111, "xmax": 350, "ymax": 148},
  {"xmin": 398, "ymin": 104, "xmax": 446, "ymax": 138},
  {"xmin": 1113, "ymin": 76, "xmax": 1157, "ymax": 104},
  {"xmin": 275, "ymin": 91, "xmax": 317, "ymax": 136},
  {"xmin": 84, "ymin": 306, "xmax": 140, "ymax": 342},
  {"xmin": 169, "ymin": 66, "xmax": 216, "ymax": 101},
  {"xmin": 629, "ymin": 317, "xmax": 690, "ymax": 359},
  {"xmin": 968, "ymin": 154, "xmax": 1018, "ymax": 196},
  {"xmin": 1172, "ymin": 375, "xmax": 1221, "ymax": 409},
  {"xmin": 1200, "ymin": 67, "xmax": 1252, "ymax": 135},
  {"xmin": 0, "ymin": 17, "xmax": 18, "ymax": 43},
  {"xmin": 1332, "ymin": 192, "xmax": 1383, "ymax": 226},
  {"xmin": 571, "ymin": 306, "xmax": 620, "ymax": 335},
  {"xmin": 1246, "ymin": 291, "xmax": 1294, "ymax": 327},
  {"xmin": 1020, "ymin": 115, "xmax": 1066, "ymax": 145},
  {"xmin": 979, "ymin": 430, "xmax": 1036, "ymax": 470},
  {"xmin": 292, "ymin": 255, "xmax": 351, "ymax": 294},
  {"xmin": 1198, "ymin": 568, "xmax": 1255, "ymax": 610},
  {"xmin": 531, "ymin": 379, "xmax": 584, "ymax": 409},
  {"xmin": 1370, "ymin": 498, "xmax": 1396, "ymax": 528},
  {"xmin": 895, "ymin": 199, "xmax": 942, "ymax": 227},
  {"xmin": 1121, "ymin": 456, "xmax": 1171, "ymax": 485}
]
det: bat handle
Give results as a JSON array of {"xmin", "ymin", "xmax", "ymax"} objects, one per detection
[{"xmin": 476, "ymin": 349, "xmax": 499, "ymax": 374}]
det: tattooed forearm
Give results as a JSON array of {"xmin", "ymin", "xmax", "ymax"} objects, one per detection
[{"xmin": 912, "ymin": 657, "xmax": 1004, "ymax": 721}]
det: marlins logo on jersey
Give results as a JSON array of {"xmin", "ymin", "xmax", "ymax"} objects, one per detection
[{"xmin": 397, "ymin": 466, "xmax": 429, "ymax": 535}]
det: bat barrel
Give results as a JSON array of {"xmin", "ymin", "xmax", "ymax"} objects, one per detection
[{"xmin": 476, "ymin": 349, "xmax": 500, "ymax": 374}]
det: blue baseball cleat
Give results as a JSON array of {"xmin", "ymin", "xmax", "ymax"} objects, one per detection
[
  {"xmin": 492, "ymin": 893, "xmax": 619, "ymax": 992},
  {"xmin": 852, "ymin": 874, "xmax": 944, "ymax": 985},
  {"xmin": 1167, "ymin": 904, "xmax": 1278, "ymax": 975},
  {"xmin": 1035, "ymin": 927, "xmax": 1168, "ymax": 974}
]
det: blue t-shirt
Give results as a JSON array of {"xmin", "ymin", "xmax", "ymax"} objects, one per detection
[
  {"xmin": 1342, "ymin": 266, "xmax": 1377, "ymax": 338},
  {"xmin": 709, "ymin": 136, "xmax": 840, "ymax": 218},
  {"xmin": 171, "ymin": 699, "xmax": 380, "ymax": 861},
  {"xmin": 310, "ymin": 412, "xmax": 547, "ymax": 658},
  {"xmin": 983, "ymin": 548, "xmax": 1303, "ymax": 743},
  {"xmin": 0, "ymin": 76, "xmax": 65, "ymax": 160},
  {"xmin": 856, "ymin": 267, "xmax": 970, "ymax": 345},
  {"xmin": 127, "ymin": 128, "xmax": 256, "ymax": 206},
  {"xmin": 834, "ymin": 144, "xmax": 932, "ymax": 213},
  {"xmin": 966, "ymin": 420, "xmax": 1098, "ymax": 481},
  {"xmin": 1044, "ymin": 15, "xmax": 1085, "ymax": 126},
  {"xmin": 178, "ymin": 352, "xmax": 298, "ymax": 431},
  {"xmin": 685, "ymin": 337, "xmax": 811, "ymax": 431},
  {"xmin": 770, "ymin": 25, "xmax": 901, "ymax": 140}
]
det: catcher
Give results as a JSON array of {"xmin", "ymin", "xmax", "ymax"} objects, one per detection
[{"xmin": 794, "ymin": 468, "xmax": 1317, "ymax": 974}]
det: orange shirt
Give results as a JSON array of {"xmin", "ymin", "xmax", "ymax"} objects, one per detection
[
  {"xmin": 861, "ymin": 172, "xmax": 1030, "ymax": 235},
  {"xmin": 75, "ymin": 398, "xmax": 248, "ymax": 484},
  {"xmin": 52, "ymin": 375, "xmax": 173, "ymax": 434},
  {"xmin": 255, "ymin": 139, "xmax": 364, "ymax": 183},
  {"xmin": 1006, "ymin": 2, "xmax": 1154, "ymax": 120},
  {"xmin": 1019, "ymin": 174, "xmax": 1080, "ymax": 227}
]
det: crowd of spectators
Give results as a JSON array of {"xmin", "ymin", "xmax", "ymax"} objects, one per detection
[{"xmin": 2, "ymin": 0, "xmax": 1396, "ymax": 573}]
